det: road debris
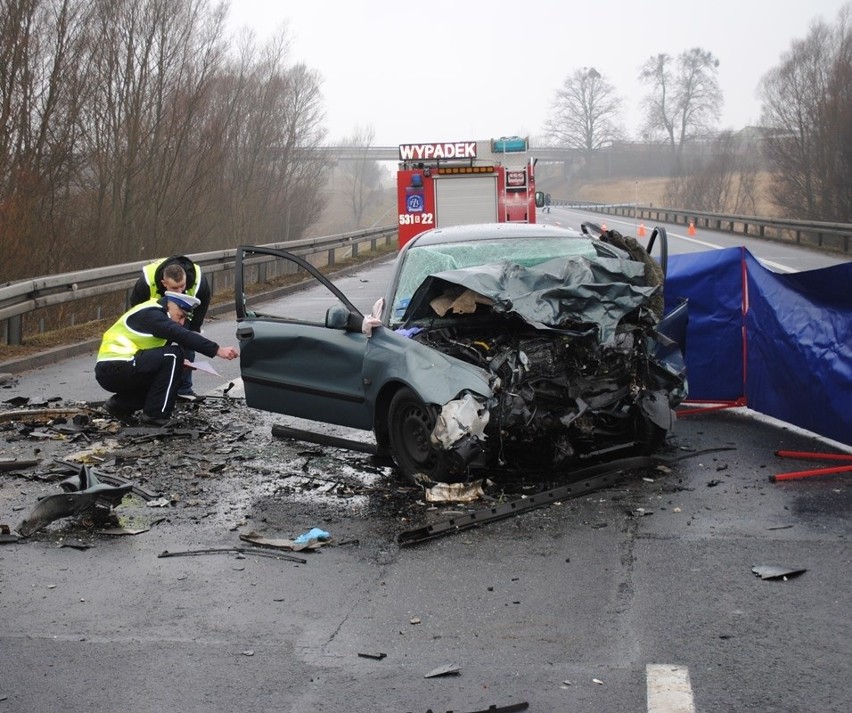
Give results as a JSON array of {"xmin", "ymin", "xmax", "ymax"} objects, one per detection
[
  {"xmin": 752, "ymin": 565, "xmax": 807, "ymax": 581},
  {"xmin": 240, "ymin": 530, "xmax": 327, "ymax": 552},
  {"xmin": 423, "ymin": 663, "xmax": 460, "ymax": 678},
  {"xmin": 158, "ymin": 546, "xmax": 307, "ymax": 564},
  {"xmin": 17, "ymin": 464, "xmax": 135, "ymax": 537}
]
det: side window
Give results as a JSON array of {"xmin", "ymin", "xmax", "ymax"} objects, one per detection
[{"xmin": 237, "ymin": 248, "xmax": 361, "ymax": 325}]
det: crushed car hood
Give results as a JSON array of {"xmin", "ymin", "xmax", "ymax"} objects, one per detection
[{"xmin": 401, "ymin": 255, "xmax": 659, "ymax": 343}]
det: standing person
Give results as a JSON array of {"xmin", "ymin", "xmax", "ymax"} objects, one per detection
[
  {"xmin": 130, "ymin": 255, "xmax": 211, "ymax": 401},
  {"xmin": 544, "ymin": 193, "xmax": 552, "ymax": 213},
  {"xmin": 95, "ymin": 292, "xmax": 238, "ymax": 427}
]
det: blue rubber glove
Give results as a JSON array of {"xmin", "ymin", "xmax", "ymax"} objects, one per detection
[{"xmin": 294, "ymin": 527, "xmax": 330, "ymax": 545}]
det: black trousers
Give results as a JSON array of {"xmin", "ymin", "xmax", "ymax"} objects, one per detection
[{"xmin": 95, "ymin": 346, "xmax": 184, "ymax": 418}]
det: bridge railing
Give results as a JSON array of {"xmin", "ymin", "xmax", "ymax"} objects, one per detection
[
  {"xmin": 555, "ymin": 201, "xmax": 852, "ymax": 254},
  {"xmin": 0, "ymin": 226, "xmax": 397, "ymax": 347}
]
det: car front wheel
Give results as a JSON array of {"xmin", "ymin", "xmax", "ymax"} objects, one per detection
[{"xmin": 387, "ymin": 387, "xmax": 449, "ymax": 484}]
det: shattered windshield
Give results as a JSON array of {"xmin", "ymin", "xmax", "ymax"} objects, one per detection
[{"xmin": 391, "ymin": 237, "xmax": 600, "ymax": 323}]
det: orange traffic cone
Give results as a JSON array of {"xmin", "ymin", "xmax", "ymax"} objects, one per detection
[
  {"xmin": 637, "ymin": 223, "xmax": 646, "ymax": 237},
  {"xmin": 688, "ymin": 221, "xmax": 696, "ymax": 236}
]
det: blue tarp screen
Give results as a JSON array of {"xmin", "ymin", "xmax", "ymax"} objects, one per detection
[{"xmin": 665, "ymin": 247, "xmax": 852, "ymax": 446}]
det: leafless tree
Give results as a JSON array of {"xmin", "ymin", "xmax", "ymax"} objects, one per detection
[
  {"xmin": 339, "ymin": 124, "xmax": 384, "ymax": 227},
  {"xmin": 544, "ymin": 67, "xmax": 624, "ymax": 168},
  {"xmin": 758, "ymin": 4, "xmax": 851, "ymax": 221},
  {"xmin": 664, "ymin": 131, "xmax": 759, "ymax": 213},
  {"xmin": 0, "ymin": 0, "xmax": 331, "ymax": 284},
  {"xmin": 639, "ymin": 49, "xmax": 722, "ymax": 170},
  {"xmin": 0, "ymin": 0, "xmax": 92, "ymax": 281}
]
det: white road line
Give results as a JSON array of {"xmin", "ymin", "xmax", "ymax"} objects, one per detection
[{"xmin": 646, "ymin": 664, "xmax": 696, "ymax": 713}]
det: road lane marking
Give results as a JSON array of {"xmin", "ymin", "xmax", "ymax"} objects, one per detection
[{"xmin": 647, "ymin": 664, "xmax": 696, "ymax": 713}]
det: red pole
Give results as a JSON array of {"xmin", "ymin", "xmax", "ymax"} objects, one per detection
[{"xmin": 770, "ymin": 464, "xmax": 852, "ymax": 482}]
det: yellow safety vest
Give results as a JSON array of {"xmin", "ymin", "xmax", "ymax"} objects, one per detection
[
  {"xmin": 97, "ymin": 299, "xmax": 168, "ymax": 362},
  {"xmin": 142, "ymin": 258, "xmax": 202, "ymax": 298}
]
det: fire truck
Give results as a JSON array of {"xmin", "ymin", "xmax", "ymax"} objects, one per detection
[{"xmin": 396, "ymin": 137, "xmax": 538, "ymax": 248}]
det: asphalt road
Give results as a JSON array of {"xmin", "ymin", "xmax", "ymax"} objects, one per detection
[{"xmin": 1, "ymin": 239, "xmax": 850, "ymax": 713}]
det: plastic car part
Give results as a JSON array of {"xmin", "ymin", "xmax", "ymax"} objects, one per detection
[{"xmin": 18, "ymin": 465, "xmax": 133, "ymax": 537}]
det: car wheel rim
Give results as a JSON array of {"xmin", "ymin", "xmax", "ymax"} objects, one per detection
[{"xmin": 399, "ymin": 404, "xmax": 434, "ymax": 466}]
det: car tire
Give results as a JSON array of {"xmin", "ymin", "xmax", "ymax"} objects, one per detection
[{"xmin": 387, "ymin": 387, "xmax": 449, "ymax": 484}]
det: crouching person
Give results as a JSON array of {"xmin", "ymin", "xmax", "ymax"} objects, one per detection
[{"xmin": 95, "ymin": 291, "xmax": 239, "ymax": 426}]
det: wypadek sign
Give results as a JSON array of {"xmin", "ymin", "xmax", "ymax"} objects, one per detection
[{"xmin": 399, "ymin": 142, "xmax": 477, "ymax": 161}]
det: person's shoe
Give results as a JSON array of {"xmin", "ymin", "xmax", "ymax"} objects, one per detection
[
  {"xmin": 139, "ymin": 413, "xmax": 171, "ymax": 427},
  {"xmin": 177, "ymin": 391, "xmax": 205, "ymax": 403},
  {"xmin": 102, "ymin": 395, "xmax": 133, "ymax": 421}
]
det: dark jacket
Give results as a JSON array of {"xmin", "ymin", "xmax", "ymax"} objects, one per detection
[
  {"xmin": 129, "ymin": 255, "xmax": 211, "ymax": 333},
  {"xmin": 126, "ymin": 300, "xmax": 220, "ymax": 359}
]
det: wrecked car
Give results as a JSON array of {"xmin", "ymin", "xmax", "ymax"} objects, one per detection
[{"xmin": 235, "ymin": 222, "xmax": 687, "ymax": 484}]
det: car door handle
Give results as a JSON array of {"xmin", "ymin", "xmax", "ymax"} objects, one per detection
[{"xmin": 236, "ymin": 327, "xmax": 254, "ymax": 339}]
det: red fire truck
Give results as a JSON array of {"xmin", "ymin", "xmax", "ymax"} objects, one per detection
[{"xmin": 396, "ymin": 137, "xmax": 538, "ymax": 248}]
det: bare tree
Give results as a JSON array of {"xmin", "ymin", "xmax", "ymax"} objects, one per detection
[
  {"xmin": 0, "ymin": 0, "xmax": 92, "ymax": 281},
  {"xmin": 664, "ymin": 131, "xmax": 759, "ymax": 213},
  {"xmin": 339, "ymin": 124, "xmax": 383, "ymax": 227},
  {"xmin": 545, "ymin": 67, "xmax": 623, "ymax": 165},
  {"xmin": 0, "ymin": 0, "xmax": 332, "ymax": 284},
  {"xmin": 639, "ymin": 48, "xmax": 722, "ymax": 170},
  {"xmin": 759, "ymin": 4, "xmax": 851, "ymax": 221}
]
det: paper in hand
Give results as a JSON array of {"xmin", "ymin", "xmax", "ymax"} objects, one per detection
[{"xmin": 184, "ymin": 359, "xmax": 220, "ymax": 376}]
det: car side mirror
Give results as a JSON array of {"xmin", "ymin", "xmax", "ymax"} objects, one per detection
[
  {"xmin": 534, "ymin": 191, "xmax": 545, "ymax": 208},
  {"xmin": 325, "ymin": 304, "xmax": 363, "ymax": 332},
  {"xmin": 325, "ymin": 304, "xmax": 350, "ymax": 329}
]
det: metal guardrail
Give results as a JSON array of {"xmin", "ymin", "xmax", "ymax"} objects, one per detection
[
  {"xmin": 556, "ymin": 202, "xmax": 852, "ymax": 254},
  {"xmin": 0, "ymin": 226, "xmax": 397, "ymax": 346}
]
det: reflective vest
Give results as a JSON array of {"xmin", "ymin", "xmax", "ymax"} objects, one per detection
[
  {"xmin": 97, "ymin": 300, "xmax": 167, "ymax": 362},
  {"xmin": 142, "ymin": 258, "xmax": 202, "ymax": 298}
]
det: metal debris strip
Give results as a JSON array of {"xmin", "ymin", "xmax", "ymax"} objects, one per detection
[
  {"xmin": 158, "ymin": 547, "xmax": 308, "ymax": 564},
  {"xmin": 0, "ymin": 459, "xmax": 39, "ymax": 471},
  {"xmin": 396, "ymin": 456, "xmax": 663, "ymax": 546},
  {"xmin": 409, "ymin": 703, "xmax": 528, "ymax": 713}
]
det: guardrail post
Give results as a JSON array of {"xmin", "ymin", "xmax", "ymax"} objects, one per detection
[
  {"xmin": 8, "ymin": 315, "xmax": 22, "ymax": 345},
  {"xmin": 352, "ymin": 240, "xmax": 359, "ymax": 258}
]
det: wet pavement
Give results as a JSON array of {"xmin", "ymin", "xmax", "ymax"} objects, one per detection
[{"xmin": 1, "ymin": 257, "xmax": 850, "ymax": 713}]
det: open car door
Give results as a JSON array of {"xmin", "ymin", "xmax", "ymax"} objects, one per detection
[{"xmin": 234, "ymin": 246, "xmax": 374, "ymax": 430}]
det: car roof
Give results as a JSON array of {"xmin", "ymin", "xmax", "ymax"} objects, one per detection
[{"xmin": 407, "ymin": 222, "xmax": 585, "ymax": 248}]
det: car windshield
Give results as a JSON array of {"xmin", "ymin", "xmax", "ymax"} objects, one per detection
[{"xmin": 391, "ymin": 236, "xmax": 598, "ymax": 323}]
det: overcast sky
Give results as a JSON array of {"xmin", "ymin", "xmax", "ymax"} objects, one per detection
[{"xmin": 225, "ymin": 0, "xmax": 849, "ymax": 147}]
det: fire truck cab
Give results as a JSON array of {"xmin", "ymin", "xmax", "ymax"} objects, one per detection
[{"xmin": 397, "ymin": 137, "xmax": 537, "ymax": 248}]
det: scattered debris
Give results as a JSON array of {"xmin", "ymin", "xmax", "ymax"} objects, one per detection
[
  {"xmin": 397, "ymin": 456, "xmax": 664, "ymax": 546},
  {"xmin": 0, "ymin": 458, "xmax": 39, "ymax": 471},
  {"xmin": 357, "ymin": 652, "xmax": 387, "ymax": 660},
  {"xmin": 294, "ymin": 527, "xmax": 330, "ymax": 545},
  {"xmin": 240, "ymin": 531, "xmax": 326, "ymax": 552},
  {"xmin": 158, "ymin": 547, "xmax": 307, "ymax": 564},
  {"xmin": 0, "ymin": 524, "xmax": 20, "ymax": 544},
  {"xmin": 423, "ymin": 663, "xmax": 461, "ymax": 678},
  {"xmin": 752, "ymin": 565, "xmax": 807, "ymax": 581},
  {"xmin": 17, "ymin": 464, "xmax": 135, "ymax": 537},
  {"xmin": 424, "ymin": 480, "xmax": 485, "ymax": 503}
]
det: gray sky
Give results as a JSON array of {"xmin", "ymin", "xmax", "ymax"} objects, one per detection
[{"xmin": 226, "ymin": 0, "xmax": 849, "ymax": 146}]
